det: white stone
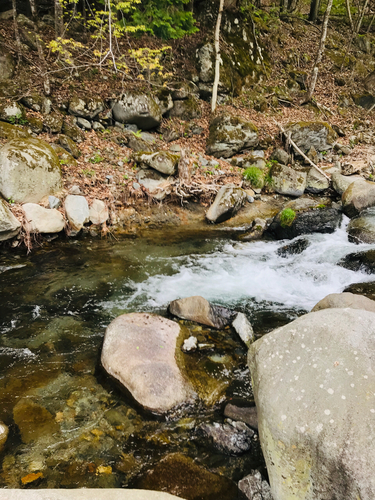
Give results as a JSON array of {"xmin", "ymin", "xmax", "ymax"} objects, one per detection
[
  {"xmin": 0, "ymin": 198, "xmax": 21, "ymax": 241},
  {"xmin": 0, "ymin": 421, "xmax": 9, "ymax": 452},
  {"xmin": 23, "ymin": 203, "xmax": 64, "ymax": 233},
  {"xmin": 89, "ymin": 199, "xmax": 109, "ymax": 225},
  {"xmin": 64, "ymin": 195, "xmax": 89, "ymax": 231},
  {"xmin": 182, "ymin": 336, "xmax": 198, "ymax": 352},
  {"xmin": 232, "ymin": 312, "xmax": 254, "ymax": 347}
]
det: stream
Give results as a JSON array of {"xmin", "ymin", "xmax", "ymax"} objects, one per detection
[{"xmin": 0, "ymin": 216, "xmax": 374, "ymax": 493}]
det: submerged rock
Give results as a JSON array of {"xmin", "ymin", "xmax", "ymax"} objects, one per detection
[
  {"xmin": 13, "ymin": 399, "xmax": 59, "ymax": 444},
  {"xmin": 0, "ymin": 199, "xmax": 21, "ymax": 241},
  {"xmin": 101, "ymin": 313, "xmax": 195, "ymax": 414},
  {"xmin": 134, "ymin": 452, "xmax": 238, "ymax": 500},
  {"xmin": 0, "ymin": 138, "xmax": 62, "ymax": 203},
  {"xmin": 224, "ymin": 404, "xmax": 258, "ymax": 431},
  {"xmin": 206, "ymin": 113, "xmax": 258, "ymax": 158},
  {"xmin": 23, "ymin": 203, "xmax": 65, "ymax": 233},
  {"xmin": 198, "ymin": 420, "xmax": 254, "ymax": 455},
  {"xmin": 169, "ymin": 296, "xmax": 235, "ymax": 329},
  {"xmin": 311, "ymin": 292, "xmax": 375, "ymax": 313},
  {"xmin": 248, "ymin": 308, "xmax": 375, "ymax": 500},
  {"xmin": 347, "ymin": 208, "xmax": 375, "ymax": 243},
  {"xmin": 206, "ymin": 184, "xmax": 247, "ymax": 223},
  {"xmin": 342, "ymin": 179, "xmax": 375, "ymax": 217}
]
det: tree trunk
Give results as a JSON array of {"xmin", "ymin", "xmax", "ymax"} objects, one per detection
[
  {"xmin": 305, "ymin": 0, "xmax": 333, "ymax": 101},
  {"xmin": 12, "ymin": 0, "xmax": 22, "ymax": 64},
  {"xmin": 355, "ymin": 0, "xmax": 369, "ymax": 34},
  {"xmin": 309, "ymin": 0, "xmax": 321, "ymax": 23},
  {"xmin": 29, "ymin": 0, "xmax": 51, "ymax": 95},
  {"xmin": 55, "ymin": 0, "xmax": 64, "ymax": 38},
  {"xmin": 211, "ymin": 0, "xmax": 224, "ymax": 113},
  {"xmin": 345, "ymin": 0, "xmax": 354, "ymax": 31}
]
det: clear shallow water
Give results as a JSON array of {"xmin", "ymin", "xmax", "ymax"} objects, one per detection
[{"xmin": 0, "ymin": 219, "xmax": 374, "ymax": 491}]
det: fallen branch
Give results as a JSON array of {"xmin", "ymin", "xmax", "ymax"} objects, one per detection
[{"xmin": 273, "ymin": 120, "xmax": 330, "ymax": 180}]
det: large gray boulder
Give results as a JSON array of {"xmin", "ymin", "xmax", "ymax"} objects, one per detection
[
  {"xmin": 347, "ymin": 208, "xmax": 375, "ymax": 243},
  {"xmin": 331, "ymin": 172, "xmax": 362, "ymax": 196},
  {"xmin": 23, "ymin": 203, "xmax": 64, "ymax": 233},
  {"xmin": 206, "ymin": 184, "xmax": 247, "ymax": 223},
  {"xmin": 305, "ymin": 167, "xmax": 329, "ymax": 194},
  {"xmin": 168, "ymin": 295, "xmax": 235, "ymax": 329},
  {"xmin": 0, "ymin": 138, "xmax": 62, "ymax": 203},
  {"xmin": 248, "ymin": 308, "xmax": 375, "ymax": 500},
  {"xmin": 0, "ymin": 199, "xmax": 21, "ymax": 241},
  {"xmin": 101, "ymin": 313, "xmax": 195, "ymax": 413},
  {"xmin": 112, "ymin": 93, "xmax": 162, "ymax": 130},
  {"xmin": 68, "ymin": 96, "xmax": 104, "ymax": 120},
  {"xmin": 311, "ymin": 292, "xmax": 375, "ymax": 313},
  {"xmin": 64, "ymin": 195, "xmax": 89, "ymax": 232},
  {"xmin": 206, "ymin": 113, "xmax": 258, "ymax": 158},
  {"xmin": 285, "ymin": 121, "xmax": 337, "ymax": 153},
  {"xmin": 270, "ymin": 164, "xmax": 307, "ymax": 197},
  {"xmin": 342, "ymin": 179, "xmax": 375, "ymax": 217},
  {"xmin": 133, "ymin": 151, "xmax": 179, "ymax": 176}
]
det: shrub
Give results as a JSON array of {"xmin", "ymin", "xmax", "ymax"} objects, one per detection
[
  {"xmin": 280, "ymin": 208, "xmax": 296, "ymax": 227},
  {"xmin": 243, "ymin": 166, "xmax": 264, "ymax": 189}
]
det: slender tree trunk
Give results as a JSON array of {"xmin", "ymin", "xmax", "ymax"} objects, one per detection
[
  {"xmin": 366, "ymin": 10, "xmax": 375, "ymax": 32},
  {"xmin": 305, "ymin": 0, "xmax": 333, "ymax": 102},
  {"xmin": 345, "ymin": 0, "xmax": 354, "ymax": 31},
  {"xmin": 309, "ymin": 0, "xmax": 321, "ymax": 23},
  {"xmin": 55, "ymin": 0, "xmax": 64, "ymax": 38},
  {"xmin": 29, "ymin": 0, "xmax": 51, "ymax": 95},
  {"xmin": 355, "ymin": 0, "xmax": 369, "ymax": 34},
  {"xmin": 211, "ymin": 0, "xmax": 224, "ymax": 113},
  {"xmin": 12, "ymin": 0, "xmax": 22, "ymax": 65}
]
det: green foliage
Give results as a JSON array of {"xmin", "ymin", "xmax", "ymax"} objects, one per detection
[
  {"xmin": 317, "ymin": 203, "xmax": 326, "ymax": 209},
  {"xmin": 243, "ymin": 166, "xmax": 264, "ymax": 188},
  {"xmin": 89, "ymin": 154, "xmax": 103, "ymax": 164},
  {"xmin": 280, "ymin": 208, "xmax": 296, "ymax": 227},
  {"xmin": 8, "ymin": 113, "xmax": 28, "ymax": 126},
  {"xmin": 131, "ymin": 129, "xmax": 142, "ymax": 138},
  {"xmin": 129, "ymin": 0, "xmax": 198, "ymax": 40},
  {"xmin": 81, "ymin": 168, "xmax": 96, "ymax": 177}
]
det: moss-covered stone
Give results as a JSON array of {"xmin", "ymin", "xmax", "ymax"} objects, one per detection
[
  {"xmin": 43, "ymin": 112, "xmax": 63, "ymax": 134},
  {"xmin": 50, "ymin": 143, "xmax": 77, "ymax": 167},
  {"xmin": 62, "ymin": 117, "xmax": 85, "ymax": 143},
  {"xmin": 0, "ymin": 138, "xmax": 62, "ymax": 203},
  {"xmin": 133, "ymin": 151, "xmax": 179, "ymax": 176},
  {"xmin": 169, "ymin": 97, "xmax": 201, "ymax": 121},
  {"xmin": 26, "ymin": 114, "xmax": 44, "ymax": 134},
  {"xmin": 0, "ymin": 121, "xmax": 30, "ymax": 140},
  {"xmin": 285, "ymin": 121, "xmax": 338, "ymax": 153}
]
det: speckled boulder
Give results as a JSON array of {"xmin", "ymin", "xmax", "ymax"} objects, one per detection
[
  {"xmin": 270, "ymin": 163, "xmax": 307, "ymax": 197},
  {"xmin": 133, "ymin": 151, "xmax": 179, "ymax": 176},
  {"xmin": 206, "ymin": 113, "xmax": 258, "ymax": 158},
  {"xmin": 112, "ymin": 93, "xmax": 162, "ymax": 130},
  {"xmin": 248, "ymin": 308, "xmax": 375, "ymax": 500},
  {"xmin": 68, "ymin": 96, "xmax": 104, "ymax": 120},
  {"xmin": 342, "ymin": 179, "xmax": 375, "ymax": 217},
  {"xmin": 285, "ymin": 121, "xmax": 337, "ymax": 153},
  {"xmin": 0, "ymin": 138, "xmax": 62, "ymax": 203}
]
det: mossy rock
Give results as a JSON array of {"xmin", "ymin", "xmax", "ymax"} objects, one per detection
[
  {"xmin": 26, "ymin": 114, "xmax": 44, "ymax": 134},
  {"xmin": 0, "ymin": 101, "xmax": 26, "ymax": 124},
  {"xmin": 0, "ymin": 121, "xmax": 30, "ymax": 140},
  {"xmin": 133, "ymin": 151, "xmax": 179, "ymax": 176},
  {"xmin": 62, "ymin": 118, "xmax": 85, "ymax": 143},
  {"xmin": 43, "ymin": 112, "xmax": 63, "ymax": 134},
  {"xmin": 326, "ymin": 49, "xmax": 356, "ymax": 70},
  {"xmin": 285, "ymin": 121, "xmax": 338, "ymax": 153},
  {"xmin": 353, "ymin": 93, "xmax": 375, "ymax": 110},
  {"xmin": 50, "ymin": 143, "xmax": 77, "ymax": 167},
  {"xmin": 206, "ymin": 112, "xmax": 258, "ymax": 158},
  {"xmin": 58, "ymin": 134, "xmax": 81, "ymax": 159},
  {"xmin": 169, "ymin": 97, "xmax": 201, "ymax": 121},
  {"xmin": 0, "ymin": 137, "xmax": 62, "ymax": 203}
]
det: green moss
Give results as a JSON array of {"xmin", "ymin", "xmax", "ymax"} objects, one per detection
[
  {"xmin": 280, "ymin": 208, "xmax": 296, "ymax": 227},
  {"xmin": 243, "ymin": 166, "xmax": 264, "ymax": 189}
]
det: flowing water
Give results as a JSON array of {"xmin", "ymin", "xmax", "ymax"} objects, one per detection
[{"xmin": 0, "ymin": 216, "xmax": 374, "ymax": 493}]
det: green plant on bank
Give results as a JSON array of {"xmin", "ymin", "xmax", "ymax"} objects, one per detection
[
  {"xmin": 8, "ymin": 113, "xmax": 28, "ymax": 126},
  {"xmin": 280, "ymin": 208, "xmax": 296, "ymax": 227},
  {"xmin": 59, "ymin": 159, "xmax": 68, "ymax": 165},
  {"xmin": 8, "ymin": 198, "xmax": 15, "ymax": 204},
  {"xmin": 265, "ymin": 159, "xmax": 278, "ymax": 169},
  {"xmin": 131, "ymin": 130, "xmax": 142, "ymax": 138},
  {"xmin": 81, "ymin": 169, "xmax": 96, "ymax": 177},
  {"xmin": 243, "ymin": 166, "xmax": 264, "ymax": 189},
  {"xmin": 264, "ymin": 173, "xmax": 274, "ymax": 187},
  {"xmin": 317, "ymin": 204, "xmax": 326, "ymax": 209},
  {"xmin": 89, "ymin": 154, "xmax": 104, "ymax": 164}
]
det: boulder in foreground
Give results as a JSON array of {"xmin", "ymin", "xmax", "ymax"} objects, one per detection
[
  {"xmin": 311, "ymin": 292, "xmax": 375, "ymax": 313},
  {"xmin": 101, "ymin": 313, "xmax": 195, "ymax": 414},
  {"xmin": 248, "ymin": 308, "xmax": 375, "ymax": 500}
]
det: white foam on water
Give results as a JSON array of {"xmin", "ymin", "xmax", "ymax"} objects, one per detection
[{"xmin": 103, "ymin": 217, "xmax": 375, "ymax": 313}]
